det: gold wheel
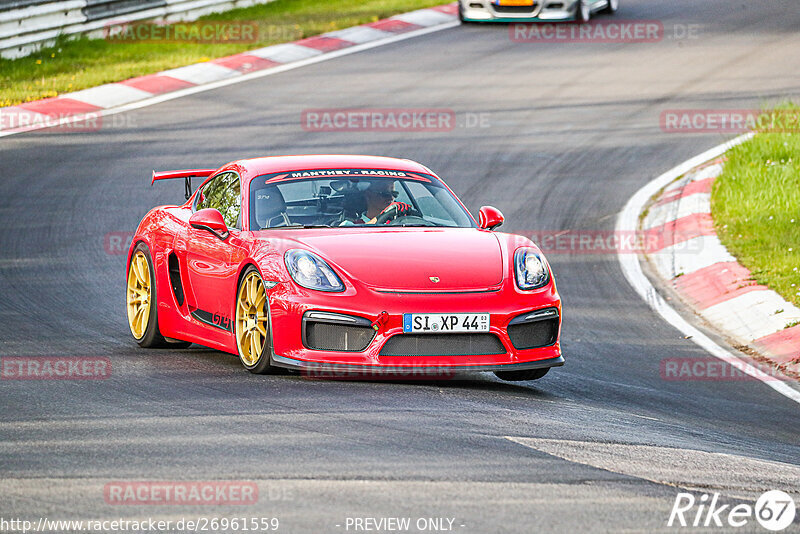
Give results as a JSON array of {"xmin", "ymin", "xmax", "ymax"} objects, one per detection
[
  {"xmin": 236, "ymin": 271, "xmax": 269, "ymax": 367},
  {"xmin": 127, "ymin": 250, "xmax": 152, "ymax": 340}
]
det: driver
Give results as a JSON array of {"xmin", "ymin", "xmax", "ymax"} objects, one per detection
[
  {"xmin": 341, "ymin": 180, "xmax": 413, "ymax": 225},
  {"xmin": 365, "ymin": 180, "xmax": 413, "ymax": 223}
]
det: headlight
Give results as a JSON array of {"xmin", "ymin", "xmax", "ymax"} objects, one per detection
[
  {"xmin": 285, "ymin": 250, "xmax": 345, "ymax": 292},
  {"xmin": 514, "ymin": 248, "xmax": 550, "ymax": 290}
]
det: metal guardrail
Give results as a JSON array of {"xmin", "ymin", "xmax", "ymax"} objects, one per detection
[
  {"xmin": 0, "ymin": 0, "xmax": 51, "ymax": 12},
  {"xmin": 83, "ymin": 0, "xmax": 167, "ymax": 22},
  {"xmin": 0, "ymin": 0, "xmax": 275, "ymax": 58}
]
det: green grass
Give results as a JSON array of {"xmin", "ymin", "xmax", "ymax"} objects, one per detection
[
  {"xmin": 712, "ymin": 105, "xmax": 800, "ymax": 311},
  {"xmin": 0, "ymin": 0, "xmax": 445, "ymax": 106}
]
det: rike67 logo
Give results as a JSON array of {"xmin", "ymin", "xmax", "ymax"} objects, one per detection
[{"xmin": 668, "ymin": 490, "xmax": 796, "ymax": 531}]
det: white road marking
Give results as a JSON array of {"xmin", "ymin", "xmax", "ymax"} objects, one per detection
[
  {"xmin": 66, "ymin": 84, "xmax": 154, "ymax": 108},
  {"xmin": 393, "ymin": 10, "xmax": 456, "ymax": 26},
  {"xmin": 247, "ymin": 42, "xmax": 324, "ymax": 62},
  {"xmin": 0, "ymin": 20, "xmax": 460, "ymax": 138},
  {"xmin": 325, "ymin": 26, "xmax": 394, "ymax": 45},
  {"xmin": 701, "ymin": 291, "xmax": 800, "ymax": 343},
  {"xmin": 649, "ymin": 235, "xmax": 737, "ymax": 279},
  {"xmin": 158, "ymin": 62, "xmax": 240, "ymax": 85},
  {"xmin": 642, "ymin": 192, "xmax": 711, "ymax": 230},
  {"xmin": 506, "ymin": 436, "xmax": 800, "ymax": 499},
  {"xmin": 616, "ymin": 133, "xmax": 800, "ymax": 405}
]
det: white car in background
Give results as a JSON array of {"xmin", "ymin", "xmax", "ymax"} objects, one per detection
[{"xmin": 459, "ymin": 0, "xmax": 618, "ymax": 23}]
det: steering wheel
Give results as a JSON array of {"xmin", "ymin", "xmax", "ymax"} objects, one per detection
[{"xmin": 375, "ymin": 205, "xmax": 423, "ymax": 225}]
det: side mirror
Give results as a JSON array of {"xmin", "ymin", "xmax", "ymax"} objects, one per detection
[
  {"xmin": 478, "ymin": 206, "xmax": 504, "ymax": 230},
  {"xmin": 190, "ymin": 208, "xmax": 229, "ymax": 240}
]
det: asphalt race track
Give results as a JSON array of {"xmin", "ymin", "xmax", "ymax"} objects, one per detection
[{"xmin": 2, "ymin": 0, "xmax": 800, "ymax": 531}]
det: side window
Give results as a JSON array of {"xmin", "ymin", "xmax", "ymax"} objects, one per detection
[{"xmin": 196, "ymin": 172, "xmax": 241, "ymax": 229}]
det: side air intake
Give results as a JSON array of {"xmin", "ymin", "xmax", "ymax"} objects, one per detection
[{"xmin": 168, "ymin": 252, "xmax": 185, "ymax": 306}]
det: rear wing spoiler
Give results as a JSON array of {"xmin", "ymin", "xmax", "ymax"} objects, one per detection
[{"xmin": 151, "ymin": 169, "xmax": 216, "ymax": 200}]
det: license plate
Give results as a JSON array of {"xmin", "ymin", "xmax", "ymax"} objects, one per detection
[
  {"xmin": 403, "ymin": 313, "xmax": 490, "ymax": 333},
  {"xmin": 494, "ymin": 0, "xmax": 535, "ymax": 5}
]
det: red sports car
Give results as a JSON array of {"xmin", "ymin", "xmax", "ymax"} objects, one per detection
[{"xmin": 126, "ymin": 155, "xmax": 562, "ymax": 381}]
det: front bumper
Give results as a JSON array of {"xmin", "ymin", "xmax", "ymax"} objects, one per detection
[
  {"xmin": 267, "ymin": 281, "xmax": 562, "ymax": 373},
  {"xmin": 460, "ymin": 0, "xmax": 578, "ymax": 22},
  {"xmin": 272, "ymin": 354, "xmax": 564, "ymax": 378}
]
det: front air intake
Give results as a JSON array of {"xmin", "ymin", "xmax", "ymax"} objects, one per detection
[
  {"xmin": 379, "ymin": 334, "xmax": 506, "ymax": 356},
  {"xmin": 493, "ymin": 3, "xmax": 540, "ymax": 14},
  {"xmin": 302, "ymin": 312, "xmax": 375, "ymax": 352},
  {"xmin": 507, "ymin": 308, "xmax": 559, "ymax": 350}
]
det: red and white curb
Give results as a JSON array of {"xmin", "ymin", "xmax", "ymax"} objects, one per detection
[
  {"xmin": 643, "ymin": 158, "xmax": 800, "ymax": 373},
  {"xmin": 0, "ymin": 4, "xmax": 459, "ymax": 137},
  {"xmin": 618, "ymin": 135, "xmax": 800, "ymax": 404}
]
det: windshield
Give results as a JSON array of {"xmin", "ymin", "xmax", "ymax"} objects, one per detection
[{"xmin": 248, "ymin": 169, "xmax": 475, "ymax": 230}]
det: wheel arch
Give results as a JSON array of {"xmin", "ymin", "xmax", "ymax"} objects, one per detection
[
  {"xmin": 232, "ymin": 260, "xmax": 273, "ymax": 334},
  {"xmin": 235, "ymin": 260, "xmax": 263, "ymax": 288},
  {"xmin": 126, "ymin": 236, "xmax": 153, "ymax": 273},
  {"xmin": 233, "ymin": 260, "xmax": 281, "ymax": 372},
  {"xmin": 126, "ymin": 233, "xmax": 181, "ymax": 341}
]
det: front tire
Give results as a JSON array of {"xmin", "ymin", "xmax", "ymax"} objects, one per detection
[
  {"xmin": 601, "ymin": 0, "xmax": 618, "ymax": 14},
  {"xmin": 494, "ymin": 367, "xmax": 550, "ymax": 382},
  {"xmin": 235, "ymin": 266, "xmax": 277, "ymax": 374},
  {"xmin": 575, "ymin": 0, "xmax": 590, "ymax": 22},
  {"xmin": 458, "ymin": 1, "xmax": 478, "ymax": 24}
]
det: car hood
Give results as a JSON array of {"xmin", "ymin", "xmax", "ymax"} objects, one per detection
[{"xmin": 277, "ymin": 228, "xmax": 505, "ymax": 291}]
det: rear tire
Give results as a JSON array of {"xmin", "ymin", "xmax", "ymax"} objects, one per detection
[
  {"xmin": 127, "ymin": 243, "xmax": 167, "ymax": 348},
  {"xmin": 494, "ymin": 367, "xmax": 550, "ymax": 382},
  {"xmin": 235, "ymin": 266, "xmax": 277, "ymax": 374}
]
